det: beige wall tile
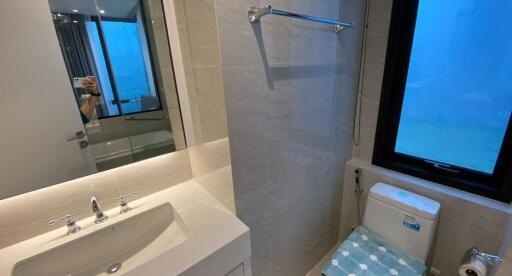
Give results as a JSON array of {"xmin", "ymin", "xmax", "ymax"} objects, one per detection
[
  {"xmin": 215, "ymin": 0, "xmax": 266, "ymax": 66},
  {"xmin": 194, "ymin": 66, "xmax": 228, "ymax": 142},
  {"xmin": 183, "ymin": 0, "xmax": 221, "ymax": 67},
  {"xmin": 115, "ymin": 150, "xmax": 192, "ymax": 198},
  {"xmin": 189, "ymin": 138, "xmax": 231, "ymax": 175},
  {"xmin": 173, "ymin": 0, "xmax": 205, "ymax": 145},
  {"xmin": 174, "ymin": 0, "xmax": 228, "ymax": 145},
  {"xmin": 496, "ymin": 240, "xmax": 512, "ymax": 275},
  {"xmin": 0, "ymin": 150, "xmax": 192, "ymax": 249},
  {"xmin": 188, "ymin": 138, "xmax": 235, "ymax": 212},
  {"xmin": 351, "ymin": 0, "xmax": 393, "ymax": 161},
  {"xmin": 0, "ymin": 171, "xmax": 118, "ymax": 247}
]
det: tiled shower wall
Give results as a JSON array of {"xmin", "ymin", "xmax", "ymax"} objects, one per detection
[{"xmin": 216, "ymin": 1, "xmax": 366, "ymax": 275}]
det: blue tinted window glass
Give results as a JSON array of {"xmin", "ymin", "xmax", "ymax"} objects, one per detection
[
  {"xmin": 85, "ymin": 21, "xmax": 120, "ymax": 117},
  {"xmin": 101, "ymin": 20, "xmax": 159, "ymax": 114},
  {"xmin": 395, "ymin": 0, "xmax": 512, "ymax": 173}
]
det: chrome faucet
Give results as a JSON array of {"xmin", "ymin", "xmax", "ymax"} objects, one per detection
[
  {"xmin": 49, "ymin": 214, "xmax": 81, "ymax": 235},
  {"xmin": 119, "ymin": 192, "xmax": 137, "ymax": 214},
  {"xmin": 91, "ymin": 196, "xmax": 108, "ymax": 224}
]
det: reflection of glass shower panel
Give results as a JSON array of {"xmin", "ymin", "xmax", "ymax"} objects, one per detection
[{"xmin": 91, "ymin": 129, "xmax": 174, "ymax": 171}]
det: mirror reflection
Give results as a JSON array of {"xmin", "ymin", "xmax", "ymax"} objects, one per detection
[
  {"xmin": 48, "ymin": 0, "xmax": 184, "ymax": 171},
  {"xmin": 0, "ymin": 0, "xmax": 197, "ymax": 199},
  {"xmin": 1, "ymin": 0, "xmax": 228, "ymax": 200}
]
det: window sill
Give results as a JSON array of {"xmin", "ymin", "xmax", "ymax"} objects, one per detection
[{"xmin": 347, "ymin": 158, "xmax": 512, "ymax": 214}]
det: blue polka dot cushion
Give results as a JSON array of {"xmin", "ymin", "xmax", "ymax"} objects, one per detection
[{"xmin": 321, "ymin": 226, "xmax": 426, "ymax": 276}]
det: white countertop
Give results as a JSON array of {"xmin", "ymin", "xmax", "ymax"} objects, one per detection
[{"xmin": 0, "ymin": 180, "xmax": 250, "ymax": 276}]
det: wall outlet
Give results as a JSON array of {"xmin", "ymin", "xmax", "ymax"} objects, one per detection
[{"xmin": 429, "ymin": 267, "xmax": 441, "ymax": 276}]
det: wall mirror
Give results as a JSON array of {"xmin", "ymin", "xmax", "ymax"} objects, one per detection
[
  {"xmin": 48, "ymin": 0, "xmax": 185, "ymax": 169},
  {"xmin": 0, "ymin": 0, "xmax": 227, "ymax": 199}
]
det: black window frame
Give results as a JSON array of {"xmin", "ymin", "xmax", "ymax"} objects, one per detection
[
  {"xmin": 87, "ymin": 2, "xmax": 164, "ymax": 119},
  {"xmin": 373, "ymin": 0, "xmax": 512, "ymax": 203}
]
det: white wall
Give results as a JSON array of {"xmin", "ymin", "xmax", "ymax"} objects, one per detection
[{"xmin": 0, "ymin": 0, "xmax": 96, "ymax": 198}]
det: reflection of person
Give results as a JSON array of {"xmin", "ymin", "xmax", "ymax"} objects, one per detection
[{"xmin": 79, "ymin": 76, "xmax": 100, "ymax": 124}]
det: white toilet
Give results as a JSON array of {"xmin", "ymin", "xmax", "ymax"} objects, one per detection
[{"xmin": 322, "ymin": 182, "xmax": 441, "ymax": 276}]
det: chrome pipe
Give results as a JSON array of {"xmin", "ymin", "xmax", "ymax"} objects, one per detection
[{"xmin": 248, "ymin": 5, "xmax": 353, "ymax": 32}]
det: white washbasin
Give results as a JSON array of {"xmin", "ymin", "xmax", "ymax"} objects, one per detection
[
  {"xmin": 1, "ymin": 181, "xmax": 250, "ymax": 276},
  {"xmin": 12, "ymin": 203, "xmax": 187, "ymax": 276}
]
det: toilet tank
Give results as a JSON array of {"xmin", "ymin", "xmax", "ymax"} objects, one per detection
[{"xmin": 363, "ymin": 183, "xmax": 441, "ymax": 261}]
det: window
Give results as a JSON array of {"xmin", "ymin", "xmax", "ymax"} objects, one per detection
[
  {"xmin": 86, "ymin": 21, "xmax": 120, "ymax": 117},
  {"xmin": 87, "ymin": 14, "xmax": 162, "ymax": 117},
  {"xmin": 100, "ymin": 19, "xmax": 160, "ymax": 114},
  {"xmin": 52, "ymin": 1, "xmax": 162, "ymax": 119},
  {"xmin": 374, "ymin": 0, "xmax": 512, "ymax": 202}
]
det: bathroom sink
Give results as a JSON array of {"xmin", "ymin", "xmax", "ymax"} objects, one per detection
[
  {"xmin": 12, "ymin": 202, "xmax": 187, "ymax": 276},
  {"xmin": 1, "ymin": 182, "xmax": 250, "ymax": 276}
]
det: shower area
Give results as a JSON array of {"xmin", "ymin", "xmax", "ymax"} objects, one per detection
[{"xmin": 49, "ymin": 0, "xmax": 184, "ymax": 171}]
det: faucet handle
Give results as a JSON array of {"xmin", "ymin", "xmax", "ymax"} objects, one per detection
[
  {"xmin": 49, "ymin": 214, "xmax": 75, "ymax": 225},
  {"xmin": 119, "ymin": 192, "xmax": 136, "ymax": 214},
  {"xmin": 49, "ymin": 214, "xmax": 81, "ymax": 235}
]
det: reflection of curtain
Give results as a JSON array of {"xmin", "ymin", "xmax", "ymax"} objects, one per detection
[{"xmin": 53, "ymin": 14, "xmax": 107, "ymax": 117}]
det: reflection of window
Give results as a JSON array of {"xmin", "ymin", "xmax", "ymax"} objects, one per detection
[
  {"xmin": 53, "ymin": 3, "xmax": 162, "ymax": 119},
  {"xmin": 86, "ymin": 21, "xmax": 120, "ymax": 116},
  {"xmin": 374, "ymin": 0, "xmax": 512, "ymax": 202},
  {"xmin": 87, "ymin": 13, "xmax": 162, "ymax": 117},
  {"xmin": 99, "ymin": 19, "xmax": 161, "ymax": 114}
]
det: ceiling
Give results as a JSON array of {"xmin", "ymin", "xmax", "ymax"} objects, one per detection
[{"xmin": 48, "ymin": 0, "xmax": 139, "ymax": 19}]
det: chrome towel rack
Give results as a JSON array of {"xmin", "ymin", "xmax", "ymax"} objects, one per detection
[{"xmin": 248, "ymin": 5, "xmax": 353, "ymax": 32}]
